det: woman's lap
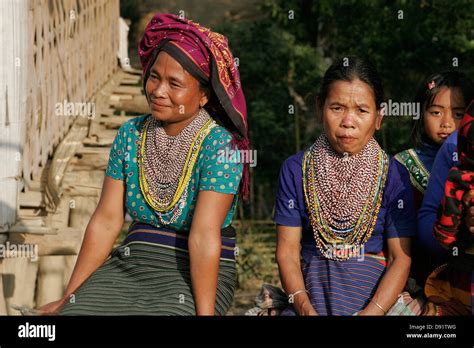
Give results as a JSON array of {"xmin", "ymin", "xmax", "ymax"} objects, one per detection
[{"xmin": 60, "ymin": 242, "xmax": 236, "ymax": 315}]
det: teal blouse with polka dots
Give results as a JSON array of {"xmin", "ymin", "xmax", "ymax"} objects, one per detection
[{"xmin": 105, "ymin": 114, "xmax": 243, "ymax": 231}]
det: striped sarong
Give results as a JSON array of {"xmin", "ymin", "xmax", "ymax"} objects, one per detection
[
  {"xmin": 60, "ymin": 222, "xmax": 237, "ymax": 315},
  {"xmin": 281, "ymin": 243, "xmax": 387, "ymax": 316},
  {"xmin": 280, "ymin": 243, "xmax": 428, "ymax": 316}
]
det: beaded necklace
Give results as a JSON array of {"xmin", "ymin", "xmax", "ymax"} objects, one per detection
[
  {"xmin": 302, "ymin": 134, "xmax": 389, "ymax": 261},
  {"xmin": 138, "ymin": 109, "xmax": 217, "ymax": 224}
]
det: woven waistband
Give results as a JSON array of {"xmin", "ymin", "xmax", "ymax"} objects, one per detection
[
  {"xmin": 301, "ymin": 242, "xmax": 387, "ymax": 266},
  {"xmin": 123, "ymin": 222, "xmax": 236, "ymax": 261}
]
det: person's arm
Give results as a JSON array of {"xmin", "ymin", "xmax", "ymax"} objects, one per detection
[
  {"xmin": 189, "ymin": 190, "xmax": 234, "ymax": 315},
  {"xmin": 39, "ymin": 176, "xmax": 126, "ymax": 314},
  {"xmin": 418, "ymin": 133, "xmax": 457, "ymax": 254},
  {"xmin": 359, "ymin": 237, "xmax": 411, "ymax": 315},
  {"xmin": 276, "ymin": 225, "xmax": 317, "ymax": 316},
  {"xmin": 273, "ymin": 154, "xmax": 314, "ymax": 314}
]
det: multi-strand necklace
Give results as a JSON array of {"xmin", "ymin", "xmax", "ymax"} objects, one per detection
[
  {"xmin": 138, "ymin": 108, "xmax": 216, "ymax": 225},
  {"xmin": 302, "ymin": 134, "xmax": 389, "ymax": 261}
]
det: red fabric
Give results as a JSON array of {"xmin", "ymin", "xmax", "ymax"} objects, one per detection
[{"xmin": 434, "ymin": 100, "xmax": 474, "ymax": 248}]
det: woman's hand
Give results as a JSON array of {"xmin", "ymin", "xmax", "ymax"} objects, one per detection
[
  {"xmin": 37, "ymin": 297, "xmax": 68, "ymax": 315},
  {"xmin": 294, "ymin": 296, "xmax": 318, "ymax": 316},
  {"xmin": 361, "ymin": 237, "xmax": 411, "ymax": 316},
  {"xmin": 276, "ymin": 225, "xmax": 319, "ymax": 316}
]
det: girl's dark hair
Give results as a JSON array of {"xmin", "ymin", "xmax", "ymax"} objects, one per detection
[
  {"xmin": 411, "ymin": 71, "xmax": 474, "ymax": 148},
  {"xmin": 318, "ymin": 56, "xmax": 385, "ymax": 112}
]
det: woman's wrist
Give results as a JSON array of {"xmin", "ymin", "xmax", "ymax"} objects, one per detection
[
  {"xmin": 361, "ymin": 301, "xmax": 387, "ymax": 315},
  {"xmin": 294, "ymin": 295, "xmax": 315, "ymax": 315},
  {"xmin": 195, "ymin": 303, "xmax": 215, "ymax": 316},
  {"xmin": 360, "ymin": 307, "xmax": 384, "ymax": 315},
  {"xmin": 61, "ymin": 292, "xmax": 74, "ymax": 305}
]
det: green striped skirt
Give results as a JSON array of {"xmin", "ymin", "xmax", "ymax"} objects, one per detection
[{"xmin": 60, "ymin": 223, "xmax": 237, "ymax": 315}]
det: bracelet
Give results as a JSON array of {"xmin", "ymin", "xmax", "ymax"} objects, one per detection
[
  {"xmin": 288, "ymin": 289, "xmax": 309, "ymax": 303},
  {"xmin": 371, "ymin": 299, "xmax": 387, "ymax": 314}
]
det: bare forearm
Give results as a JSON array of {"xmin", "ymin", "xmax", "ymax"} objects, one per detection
[
  {"xmin": 277, "ymin": 252, "xmax": 315, "ymax": 315},
  {"xmin": 63, "ymin": 216, "xmax": 122, "ymax": 298},
  {"xmin": 363, "ymin": 257, "xmax": 411, "ymax": 315},
  {"xmin": 189, "ymin": 233, "xmax": 221, "ymax": 315}
]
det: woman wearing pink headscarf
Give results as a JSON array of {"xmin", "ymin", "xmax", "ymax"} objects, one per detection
[{"xmin": 40, "ymin": 14, "xmax": 249, "ymax": 315}]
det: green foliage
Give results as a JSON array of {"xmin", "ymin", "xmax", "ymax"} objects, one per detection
[
  {"xmin": 216, "ymin": 19, "xmax": 326, "ymax": 211},
  {"xmin": 261, "ymin": 0, "xmax": 474, "ymax": 154},
  {"xmin": 215, "ymin": 1, "xmax": 473, "ymax": 217}
]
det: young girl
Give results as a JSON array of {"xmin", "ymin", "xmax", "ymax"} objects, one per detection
[
  {"xmin": 395, "ymin": 71, "xmax": 473, "ymax": 294},
  {"xmin": 423, "ymin": 101, "xmax": 474, "ymax": 315},
  {"xmin": 395, "ymin": 71, "xmax": 474, "ymax": 210}
]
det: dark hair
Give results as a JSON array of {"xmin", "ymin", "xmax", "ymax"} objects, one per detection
[
  {"xmin": 142, "ymin": 44, "xmax": 240, "ymax": 142},
  {"xmin": 198, "ymin": 81, "xmax": 212, "ymax": 99},
  {"xmin": 143, "ymin": 41, "xmax": 210, "ymax": 98},
  {"xmin": 317, "ymin": 56, "xmax": 385, "ymax": 113},
  {"xmin": 411, "ymin": 71, "xmax": 474, "ymax": 148}
]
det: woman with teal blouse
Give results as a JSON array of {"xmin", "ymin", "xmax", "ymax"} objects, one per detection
[
  {"xmin": 106, "ymin": 115, "xmax": 243, "ymax": 230},
  {"xmin": 39, "ymin": 14, "xmax": 249, "ymax": 316}
]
